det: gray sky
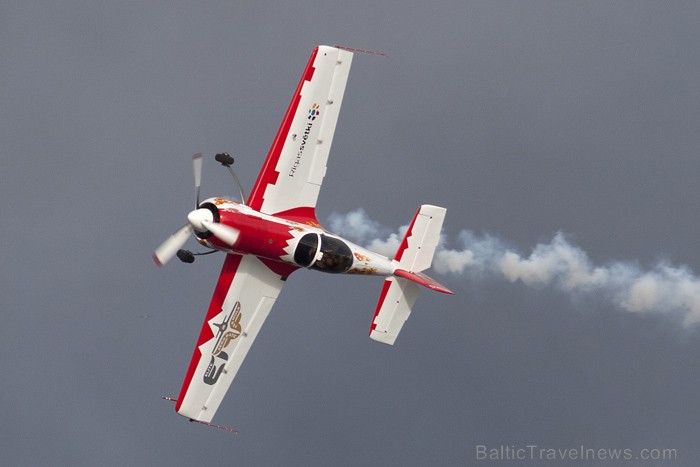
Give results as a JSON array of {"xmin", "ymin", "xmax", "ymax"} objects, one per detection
[{"xmin": 2, "ymin": 1, "xmax": 700, "ymax": 465}]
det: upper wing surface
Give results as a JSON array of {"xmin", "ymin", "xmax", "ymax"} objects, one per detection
[
  {"xmin": 247, "ymin": 46, "xmax": 353, "ymax": 221},
  {"xmin": 175, "ymin": 254, "xmax": 286, "ymax": 422}
]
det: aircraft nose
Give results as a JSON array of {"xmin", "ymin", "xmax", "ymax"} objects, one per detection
[{"xmin": 187, "ymin": 208, "xmax": 214, "ymax": 232}]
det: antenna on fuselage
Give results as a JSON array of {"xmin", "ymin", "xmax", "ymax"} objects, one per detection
[{"xmin": 215, "ymin": 152, "xmax": 247, "ymax": 205}]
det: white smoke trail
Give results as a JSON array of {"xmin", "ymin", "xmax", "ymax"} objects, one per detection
[{"xmin": 328, "ymin": 209, "xmax": 700, "ymax": 326}]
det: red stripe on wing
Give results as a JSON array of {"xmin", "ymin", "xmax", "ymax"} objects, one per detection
[
  {"xmin": 257, "ymin": 257, "xmax": 299, "ymax": 279},
  {"xmin": 247, "ymin": 47, "xmax": 319, "ymax": 212},
  {"xmin": 272, "ymin": 206, "xmax": 319, "ymax": 226}
]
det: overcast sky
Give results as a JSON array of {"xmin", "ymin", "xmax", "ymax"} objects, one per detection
[{"xmin": 2, "ymin": 1, "xmax": 700, "ymax": 466}]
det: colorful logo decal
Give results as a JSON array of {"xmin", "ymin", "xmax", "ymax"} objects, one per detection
[
  {"xmin": 308, "ymin": 103, "xmax": 320, "ymax": 121},
  {"xmin": 204, "ymin": 301, "xmax": 243, "ymax": 385}
]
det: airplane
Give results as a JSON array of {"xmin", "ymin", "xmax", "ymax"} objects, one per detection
[{"xmin": 153, "ymin": 45, "xmax": 453, "ymax": 426}]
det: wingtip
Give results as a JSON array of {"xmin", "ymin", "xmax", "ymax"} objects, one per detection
[{"xmin": 189, "ymin": 418, "xmax": 240, "ymax": 435}]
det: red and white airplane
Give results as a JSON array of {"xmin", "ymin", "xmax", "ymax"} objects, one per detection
[{"xmin": 154, "ymin": 46, "xmax": 453, "ymax": 425}]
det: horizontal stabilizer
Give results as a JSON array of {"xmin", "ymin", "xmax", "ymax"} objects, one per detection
[
  {"xmin": 393, "ymin": 205, "xmax": 446, "ymax": 273},
  {"xmin": 369, "ymin": 277, "xmax": 419, "ymax": 345}
]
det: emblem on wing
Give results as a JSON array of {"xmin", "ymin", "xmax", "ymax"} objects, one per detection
[
  {"xmin": 308, "ymin": 102, "xmax": 320, "ymax": 121},
  {"xmin": 213, "ymin": 301, "xmax": 242, "ymax": 356},
  {"xmin": 204, "ymin": 301, "xmax": 243, "ymax": 385}
]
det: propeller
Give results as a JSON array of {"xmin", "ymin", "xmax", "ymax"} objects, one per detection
[
  {"xmin": 153, "ymin": 224, "xmax": 192, "ymax": 267},
  {"xmin": 202, "ymin": 220, "xmax": 240, "ymax": 245},
  {"xmin": 193, "ymin": 153, "xmax": 202, "ymax": 207},
  {"xmin": 153, "ymin": 154, "xmax": 240, "ymax": 266}
]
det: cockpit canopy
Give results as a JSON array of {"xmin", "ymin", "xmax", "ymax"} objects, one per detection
[{"xmin": 293, "ymin": 233, "xmax": 353, "ymax": 273}]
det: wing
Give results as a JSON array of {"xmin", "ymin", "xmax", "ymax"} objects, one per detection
[
  {"xmin": 247, "ymin": 45, "xmax": 353, "ymax": 223},
  {"xmin": 175, "ymin": 254, "xmax": 287, "ymax": 422}
]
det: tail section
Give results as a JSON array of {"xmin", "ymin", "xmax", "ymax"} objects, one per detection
[{"xmin": 369, "ymin": 205, "xmax": 453, "ymax": 345}]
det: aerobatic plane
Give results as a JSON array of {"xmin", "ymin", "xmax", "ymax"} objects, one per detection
[{"xmin": 154, "ymin": 45, "xmax": 453, "ymax": 426}]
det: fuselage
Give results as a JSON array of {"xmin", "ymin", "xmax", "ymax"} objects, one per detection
[{"xmin": 193, "ymin": 197, "xmax": 395, "ymax": 277}]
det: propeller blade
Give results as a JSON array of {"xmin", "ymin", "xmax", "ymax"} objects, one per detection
[
  {"xmin": 202, "ymin": 220, "xmax": 240, "ymax": 246},
  {"xmin": 193, "ymin": 153, "xmax": 203, "ymax": 207},
  {"xmin": 153, "ymin": 224, "xmax": 192, "ymax": 266}
]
